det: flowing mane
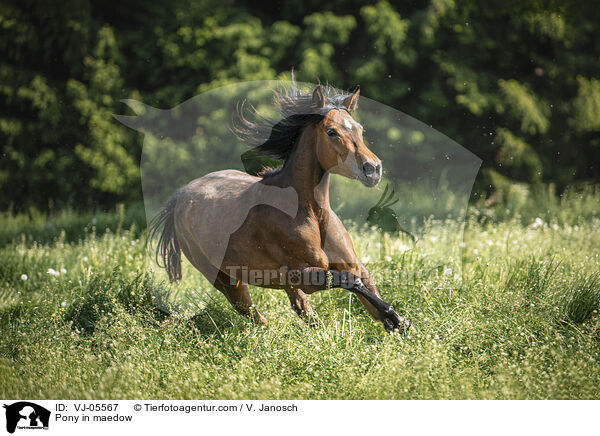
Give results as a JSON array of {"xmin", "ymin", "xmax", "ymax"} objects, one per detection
[{"xmin": 234, "ymin": 83, "xmax": 355, "ymax": 168}]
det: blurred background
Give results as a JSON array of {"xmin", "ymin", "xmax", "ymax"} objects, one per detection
[{"xmin": 1, "ymin": 0, "xmax": 599, "ymax": 215}]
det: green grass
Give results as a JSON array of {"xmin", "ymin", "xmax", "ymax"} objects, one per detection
[{"xmin": 1, "ymin": 196, "xmax": 600, "ymax": 399}]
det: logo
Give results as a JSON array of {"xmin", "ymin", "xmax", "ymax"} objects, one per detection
[{"xmin": 3, "ymin": 402, "xmax": 50, "ymax": 434}]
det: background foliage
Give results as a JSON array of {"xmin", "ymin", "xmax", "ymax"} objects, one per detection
[{"xmin": 1, "ymin": 0, "xmax": 599, "ymax": 211}]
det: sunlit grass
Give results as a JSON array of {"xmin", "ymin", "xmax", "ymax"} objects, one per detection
[{"xmin": 1, "ymin": 200, "xmax": 599, "ymax": 399}]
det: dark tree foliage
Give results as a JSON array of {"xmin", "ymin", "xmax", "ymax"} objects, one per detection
[{"xmin": 1, "ymin": 0, "xmax": 599, "ymax": 211}]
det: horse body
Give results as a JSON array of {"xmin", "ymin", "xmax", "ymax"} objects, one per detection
[
  {"xmin": 173, "ymin": 169, "xmax": 299, "ymax": 276},
  {"xmin": 153, "ymin": 84, "xmax": 410, "ymax": 332}
]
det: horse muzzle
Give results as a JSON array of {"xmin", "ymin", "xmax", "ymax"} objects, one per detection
[{"xmin": 360, "ymin": 161, "xmax": 382, "ymax": 187}]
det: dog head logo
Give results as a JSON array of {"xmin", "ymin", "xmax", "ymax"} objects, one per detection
[{"xmin": 3, "ymin": 402, "xmax": 50, "ymax": 434}]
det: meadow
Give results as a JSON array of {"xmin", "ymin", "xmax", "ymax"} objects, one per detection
[{"xmin": 1, "ymin": 189, "xmax": 600, "ymax": 400}]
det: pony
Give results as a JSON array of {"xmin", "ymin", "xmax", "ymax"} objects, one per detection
[{"xmin": 151, "ymin": 82, "xmax": 410, "ymax": 333}]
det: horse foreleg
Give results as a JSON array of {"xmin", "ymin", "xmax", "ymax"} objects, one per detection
[
  {"xmin": 354, "ymin": 263, "xmax": 386, "ymax": 322},
  {"xmin": 285, "ymin": 287, "xmax": 317, "ymax": 325},
  {"xmin": 339, "ymin": 272, "xmax": 410, "ymax": 333},
  {"xmin": 299, "ymin": 267, "xmax": 410, "ymax": 333}
]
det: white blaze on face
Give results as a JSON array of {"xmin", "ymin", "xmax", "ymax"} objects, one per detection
[{"xmin": 341, "ymin": 116, "xmax": 361, "ymax": 134}]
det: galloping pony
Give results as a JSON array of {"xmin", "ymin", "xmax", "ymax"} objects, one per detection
[{"xmin": 151, "ymin": 83, "xmax": 410, "ymax": 332}]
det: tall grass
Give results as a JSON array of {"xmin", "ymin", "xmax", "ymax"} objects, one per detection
[
  {"xmin": 474, "ymin": 183, "xmax": 600, "ymax": 225},
  {"xmin": 1, "ymin": 190, "xmax": 599, "ymax": 399}
]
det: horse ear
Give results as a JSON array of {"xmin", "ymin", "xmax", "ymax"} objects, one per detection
[
  {"xmin": 343, "ymin": 86, "xmax": 360, "ymax": 112},
  {"xmin": 312, "ymin": 85, "xmax": 325, "ymax": 108}
]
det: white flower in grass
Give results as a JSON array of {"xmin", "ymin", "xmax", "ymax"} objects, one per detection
[
  {"xmin": 20, "ymin": 274, "xmax": 28, "ymax": 281},
  {"xmin": 473, "ymin": 249, "xmax": 479, "ymax": 255},
  {"xmin": 47, "ymin": 268, "xmax": 60, "ymax": 276},
  {"xmin": 443, "ymin": 268, "xmax": 452, "ymax": 276},
  {"xmin": 531, "ymin": 217, "xmax": 544, "ymax": 229},
  {"xmin": 60, "ymin": 268, "xmax": 67, "ymax": 274},
  {"xmin": 61, "ymin": 301, "xmax": 67, "ymax": 308},
  {"xmin": 82, "ymin": 256, "xmax": 88, "ymax": 262},
  {"xmin": 361, "ymin": 256, "xmax": 370, "ymax": 264},
  {"xmin": 453, "ymin": 273, "xmax": 461, "ymax": 280},
  {"xmin": 385, "ymin": 256, "xmax": 392, "ymax": 262}
]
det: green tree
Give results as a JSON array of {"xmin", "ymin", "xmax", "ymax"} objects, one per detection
[{"xmin": 1, "ymin": 0, "xmax": 600, "ymax": 211}]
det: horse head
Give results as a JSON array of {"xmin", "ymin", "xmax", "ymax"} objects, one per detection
[{"xmin": 311, "ymin": 85, "xmax": 382, "ymax": 187}]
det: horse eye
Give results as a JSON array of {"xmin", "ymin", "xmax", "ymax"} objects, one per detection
[{"xmin": 326, "ymin": 128, "xmax": 339, "ymax": 138}]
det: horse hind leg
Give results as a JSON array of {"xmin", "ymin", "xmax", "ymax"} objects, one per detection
[
  {"xmin": 213, "ymin": 270, "xmax": 268, "ymax": 325},
  {"xmin": 178, "ymin": 241, "xmax": 267, "ymax": 325}
]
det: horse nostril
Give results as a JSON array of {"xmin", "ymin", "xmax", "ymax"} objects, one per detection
[{"xmin": 363, "ymin": 162, "xmax": 376, "ymax": 176}]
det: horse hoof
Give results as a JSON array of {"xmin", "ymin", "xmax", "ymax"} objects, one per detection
[
  {"xmin": 382, "ymin": 311, "xmax": 410, "ymax": 335},
  {"xmin": 400, "ymin": 318, "xmax": 411, "ymax": 334}
]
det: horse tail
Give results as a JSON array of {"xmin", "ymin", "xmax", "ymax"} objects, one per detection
[{"xmin": 149, "ymin": 193, "xmax": 182, "ymax": 282}]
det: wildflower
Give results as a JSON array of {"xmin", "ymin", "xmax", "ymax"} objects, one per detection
[
  {"xmin": 61, "ymin": 301, "xmax": 67, "ymax": 308},
  {"xmin": 60, "ymin": 268, "xmax": 67, "ymax": 274},
  {"xmin": 385, "ymin": 256, "xmax": 392, "ymax": 262},
  {"xmin": 47, "ymin": 268, "xmax": 60, "ymax": 276},
  {"xmin": 459, "ymin": 242, "xmax": 467, "ymax": 248},
  {"xmin": 531, "ymin": 217, "xmax": 544, "ymax": 229},
  {"xmin": 20, "ymin": 274, "xmax": 28, "ymax": 281},
  {"xmin": 453, "ymin": 273, "xmax": 461, "ymax": 280},
  {"xmin": 82, "ymin": 256, "xmax": 88, "ymax": 262},
  {"xmin": 443, "ymin": 268, "xmax": 453, "ymax": 276},
  {"xmin": 473, "ymin": 249, "xmax": 479, "ymax": 255},
  {"xmin": 361, "ymin": 256, "xmax": 371, "ymax": 263}
]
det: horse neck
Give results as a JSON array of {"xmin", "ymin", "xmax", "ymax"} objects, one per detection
[{"xmin": 271, "ymin": 125, "xmax": 330, "ymax": 212}]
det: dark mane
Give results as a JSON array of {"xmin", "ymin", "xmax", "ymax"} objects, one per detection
[
  {"xmin": 234, "ymin": 83, "xmax": 354, "ymax": 171},
  {"xmin": 258, "ymin": 166, "xmax": 283, "ymax": 179}
]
